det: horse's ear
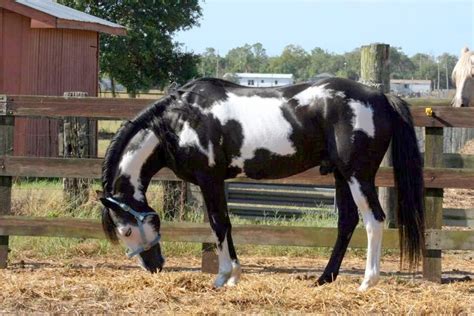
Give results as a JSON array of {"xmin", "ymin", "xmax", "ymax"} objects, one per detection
[{"xmin": 461, "ymin": 47, "xmax": 469, "ymax": 55}]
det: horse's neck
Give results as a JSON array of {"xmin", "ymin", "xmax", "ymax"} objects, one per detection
[{"xmin": 115, "ymin": 128, "xmax": 162, "ymax": 202}]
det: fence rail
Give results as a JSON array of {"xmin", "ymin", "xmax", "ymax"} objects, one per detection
[
  {"xmin": 0, "ymin": 94, "xmax": 473, "ymax": 282},
  {"xmin": 2, "ymin": 95, "xmax": 474, "ymax": 127},
  {"xmin": 0, "ymin": 216, "xmax": 472, "ymax": 250},
  {"xmin": 2, "ymin": 156, "xmax": 474, "ymax": 189}
]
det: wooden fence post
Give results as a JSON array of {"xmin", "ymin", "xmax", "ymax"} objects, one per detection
[
  {"xmin": 360, "ymin": 43, "xmax": 397, "ymax": 227},
  {"xmin": 423, "ymin": 127, "xmax": 443, "ymax": 282},
  {"xmin": 163, "ymin": 181, "xmax": 187, "ymax": 220},
  {"xmin": 186, "ymin": 183, "xmax": 218, "ymax": 273},
  {"xmin": 0, "ymin": 98, "xmax": 14, "ymax": 268},
  {"xmin": 62, "ymin": 92, "xmax": 94, "ymax": 209}
]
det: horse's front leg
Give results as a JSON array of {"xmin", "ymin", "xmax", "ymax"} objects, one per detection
[{"xmin": 197, "ymin": 175, "xmax": 241, "ymax": 288}]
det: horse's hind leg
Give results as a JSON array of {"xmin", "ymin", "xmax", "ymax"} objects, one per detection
[
  {"xmin": 317, "ymin": 169, "xmax": 359, "ymax": 285},
  {"xmin": 196, "ymin": 174, "xmax": 241, "ymax": 288},
  {"xmin": 347, "ymin": 175, "xmax": 385, "ymax": 291}
]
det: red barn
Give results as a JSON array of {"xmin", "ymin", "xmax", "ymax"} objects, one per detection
[{"xmin": 0, "ymin": 0, "xmax": 126, "ymax": 156}]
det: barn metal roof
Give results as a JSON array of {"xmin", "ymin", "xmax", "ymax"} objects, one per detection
[{"xmin": 1, "ymin": 0, "xmax": 126, "ymax": 35}]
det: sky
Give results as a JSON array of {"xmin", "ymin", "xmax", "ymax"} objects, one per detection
[{"xmin": 175, "ymin": 0, "xmax": 474, "ymax": 57}]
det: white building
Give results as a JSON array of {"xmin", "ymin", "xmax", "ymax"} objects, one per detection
[
  {"xmin": 390, "ymin": 79, "xmax": 432, "ymax": 96},
  {"xmin": 231, "ymin": 73, "xmax": 294, "ymax": 87}
]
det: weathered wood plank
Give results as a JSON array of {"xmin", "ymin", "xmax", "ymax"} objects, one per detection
[
  {"xmin": 0, "ymin": 156, "xmax": 179, "ymax": 181},
  {"xmin": 0, "ymin": 216, "xmax": 398, "ymax": 248},
  {"xmin": 2, "ymin": 156, "xmax": 474, "ymax": 189},
  {"xmin": 444, "ymin": 208, "xmax": 474, "ymax": 219},
  {"xmin": 439, "ymin": 230, "xmax": 474, "ymax": 250},
  {"xmin": 407, "ymin": 99, "xmax": 450, "ymax": 107},
  {"xmin": 5, "ymin": 95, "xmax": 153, "ymax": 120},
  {"xmin": 443, "ymin": 208, "xmax": 474, "ymax": 228},
  {"xmin": 1, "ymin": 216, "xmax": 472, "ymax": 250},
  {"xmin": 410, "ymin": 106, "xmax": 474, "ymax": 128},
  {"xmin": 423, "ymin": 127, "xmax": 444, "ymax": 282},
  {"xmin": 441, "ymin": 153, "xmax": 474, "ymax": 169},
  {"xmin": 231, "ymin": 166, "xmax": 474, "ymax": 189},
  {"xmin": 4, "ymin": 95, "xmax": 474, "ymax": 128}
]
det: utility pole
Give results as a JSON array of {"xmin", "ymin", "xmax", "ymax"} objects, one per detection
[
  {"xmin": 215, "ymin": 50, "xmax": 219, "ymax": 78},
  {"xmin": 446, "ymin": 61, "xmax": 449, "ymax": 90},
  {"xmin": 437, "ymin": 60, "xmax": 440, "ymax": 91}
]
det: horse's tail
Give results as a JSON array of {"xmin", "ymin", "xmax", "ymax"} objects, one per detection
[{"xmin": 386, "ymin": 94, "xmax": 425, "ymax": 268}]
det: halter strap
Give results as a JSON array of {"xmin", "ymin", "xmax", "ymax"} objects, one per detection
[{"xmin": 105, "ymin": 197, "xmax": 161, "ymax": 258}]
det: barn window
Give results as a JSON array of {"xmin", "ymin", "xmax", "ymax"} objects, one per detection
[
  {"xmin": 248, "ymin": 80, "xmax": 254, "ymax": 86},
  {"xmin": 261, "ymin": 80, "xmax": 264, "ymax": 83},
  {"xmin": 275, "ymin": 80, "xmax": 278, "ymax": 85}
]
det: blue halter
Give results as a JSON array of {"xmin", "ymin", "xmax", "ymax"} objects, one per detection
[{"xmin": 105, "ymin": 197, "xmax": 161, "ymax": 258}]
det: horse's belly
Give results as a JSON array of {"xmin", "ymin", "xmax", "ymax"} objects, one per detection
[
  {"xmin": 229, "ymin": 132, "xmax": 322, "ymax": 180},
  {"xmin": 231, "ymin": 130, "xmax": 297, "ymax": 168}
]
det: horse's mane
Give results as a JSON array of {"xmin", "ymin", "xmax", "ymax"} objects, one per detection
[
  {"xmin": 101, "ymin": 96, "xmax": 172, "ymax": 195},
  {"xmin": 452, "ymin": 47, "xmax": 474, "ymax": 86}
]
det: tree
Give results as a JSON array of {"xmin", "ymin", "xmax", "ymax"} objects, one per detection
[
  {"xmin": 389, "ymin": 47, "xmax": 416, "ymax": 79},
  {"xmin": 307, "ymin": 47, "xmax": 333, "ymax": 78},
  {"xmin": 306, "ymin": 48, "xmax": 360, "ymax": 80},
  {"xmin": 224, "ymin": 43, "xmax": 269, "ymax": 74},
  {"xmin": 59, "ymin": 0, "xmax": 202, "ymax": 95},
  {"xmin": 198, "ymin": 48, "xmax": 225, "ymax": 77},
  {"xmin": 410, "ymin": 53, "xmax": 437, "ymax": 86},
  {"xmin": 341, "ymin": 49, "xmax": 361, "ymax": 80},
  {"xmin": 437, "ymin": 53, "xmax": 458, "ymax": 89},
  {"xmin": 268, "ymin": 45, "xmax": 310, "ymax": 81}
]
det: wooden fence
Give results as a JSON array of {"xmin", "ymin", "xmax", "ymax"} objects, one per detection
[
  {"xmin": 0, "ymin": 94, "xmax": 473, "ymax": 282},
  {"xmin": 225, "ymin": 182, "xmax": 474, "ymax": 228}
]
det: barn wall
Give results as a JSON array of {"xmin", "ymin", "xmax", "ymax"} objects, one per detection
[{"xmin": 0, "ymin": 9, "xmax": 99, "ymax": 157}]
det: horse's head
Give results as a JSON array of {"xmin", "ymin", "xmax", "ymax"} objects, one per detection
[
  {"xmin": 100, "ymin": 196, "xmax": 165, "ymax": 273},
  {"xmin": 452, "ymin": 47, "xmax": 474, "ymax": 107}
]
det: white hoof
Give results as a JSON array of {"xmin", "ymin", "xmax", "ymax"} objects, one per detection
[
  {"xmin": 214, "ymin": 272, "xmax": 231, "ymax": 288},
  {"xmin": 358, "ymin": 275, "xmax": 380, "ymax": 292},
  {"xmin": 225, "ymin": 262, "xmax": 241, "ymax": 287},
  {"xmin": 213, "ymin": 261, "xmax": 241, "ymax": 288}
]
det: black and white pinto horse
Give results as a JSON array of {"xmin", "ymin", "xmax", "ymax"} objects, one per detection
[{"xmin": 100, "ymin": 77, "xmax": 424, "ymax": 291}]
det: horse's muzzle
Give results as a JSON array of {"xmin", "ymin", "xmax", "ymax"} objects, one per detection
[{"xmin": 138, "ymin": 244, "xmax": 165, "ymax": 273}]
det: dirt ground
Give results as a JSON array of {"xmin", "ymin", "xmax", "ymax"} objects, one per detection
[{"xmin": 1, "ymin": 254, "xmax": 473, "ymax": 314}]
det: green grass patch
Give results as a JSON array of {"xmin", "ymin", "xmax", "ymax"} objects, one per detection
[{"xmin": 98, "ymin": 120, "xmax": 123, "ymax": 134}]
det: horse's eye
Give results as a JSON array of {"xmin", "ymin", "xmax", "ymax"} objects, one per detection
[{"xmin": 125, "ymin": 228, "xmax": 132, "ymax": 237}]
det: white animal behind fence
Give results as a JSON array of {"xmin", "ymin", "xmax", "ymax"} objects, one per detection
[{"xmin": 452, "ymin": 47, "xmax": 474, "ymax": 107}]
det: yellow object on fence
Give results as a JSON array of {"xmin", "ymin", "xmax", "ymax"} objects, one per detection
[{"xmin": 425, "ymin": 107, "xmax": 434, "ymax": 117}]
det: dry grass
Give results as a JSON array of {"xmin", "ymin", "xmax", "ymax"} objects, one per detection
[{"xmin": 1, "ymin": 254, "xmax": 473, "ymax": 314}]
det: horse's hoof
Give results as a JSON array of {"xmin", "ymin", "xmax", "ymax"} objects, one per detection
[
  {"xmin": 314, "ymin": 274, "xmax": 335, "ymax": 286},
  {"xmin": 358, "ymin": 276, "xmax": 380, "ymax": 292},
  {"xmin": 213, "ymin": 273, "xmax": 231, "ymax": 288},
  {"xmin": 225, "ymin": 263, "xmax": 241, "ymax": 287},
  {"xmin": 358, "ymin": 282, "xmax": 371, "ymax": 292}
]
